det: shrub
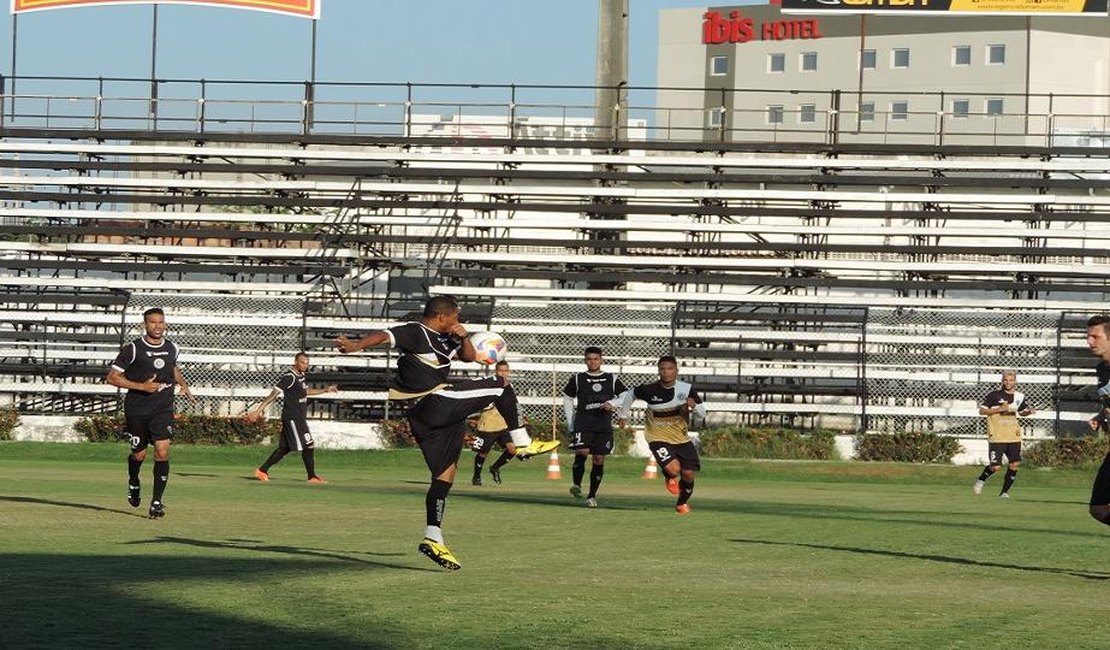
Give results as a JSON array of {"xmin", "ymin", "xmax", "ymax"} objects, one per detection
[
  {"xmin": 75, "ymin": 413, "xmax": 278, "ymax": 445},
  {"xmin": 697, "ymin": 426, "xmax": 839, "ymax": 460},
  {"xmin": 1024, "ymin": 436, "xmax": 1109, "ymax": 468},
  {"xmin": 854, "ymin": 431, "xmax": 963, "ymax": 463},
  {"xmin": 0, "ymin": 409, "xmax": 19, "ymax": 441},
  {"xmin": 378, "ymin": 419, "xmax": 416, "ymax": 449}
]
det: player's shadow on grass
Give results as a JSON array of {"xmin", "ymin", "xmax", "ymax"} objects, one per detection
[
  {"xmin": 729, "ymin": 537, "xmax": 1110, "ymax": 581},
  {"xmin": 1, "ymin": 552, "xmax": 408, "ymax": 648},
  {"xmin": 0, "ymin": 495, "xmax": 147, "ymax": 518},
  {"xmin": 698, "ymin": 498, "xmax": 1110, "ymax": 539},
  {"xmin": 174, "ymin": 472, "xmax": 218, "ymax": 477},
  {"xmin": 125, "ymin": 536, "xmax": 435, "ymax": 570}
]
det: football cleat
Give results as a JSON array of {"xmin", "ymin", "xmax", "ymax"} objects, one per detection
[
  {"xmin": 471, "ymin": 475, "xmax": 482, "ymax": 486},
  {"xmin": 253, "ymin": 468, "xmax": 270, "ymax": 482},
  {"xmin": 585, "ymin": 497, "xmax": 598, "ymax": 508},
  {"xmin": 127, "ymin": 483, "xmax": 141, "ymax": 508},
  {"xmin": 418, "ymin": 538, "xmax": 461, "ymax": 571},
  {"xmin": 515, "ymin": 439, "xmax": 560, "ymax": 460},
  {"xmin": 490, "ymin": 467, "xmax": 502, "ymax": 484},
  {"xmin": 148, "ymin": 501, "xmax": 165, "ymax": 519},
  {"xmin": 307, "ymin": 476, "xmax": 328, "ymax": 484},
  {"xmin": 675, "ymin": 503, "xmax": 692, "ymax": 515},
  {"xmin": 569, "ymin": 484, "xmax": 582, "ymax": 498},
  {"xmin": 973, "ymin": 480, "xmax": 984, "ymax": 495},
  {"xmin": 999, "ymin": 492, "xmax": 1010, "ymax": 499},
  {"xmin": 665, "ymin": 477, "xmax": 679, "ymax": 496}
]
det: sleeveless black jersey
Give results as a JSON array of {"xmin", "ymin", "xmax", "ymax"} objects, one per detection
[
  {"xmin": 276, "ymin": 370, "xmax": 308, "ymax": 421},
  {"xmin": 386, "ymin": 322, "xmax": 462, "ymax": 394},
  {"xmin": 110, "ymin": 337, "xmax": 181, "ymax": 414},
  {"xmin": 563, "ymin": 371, "xmax": 627, "ymax": 433}
]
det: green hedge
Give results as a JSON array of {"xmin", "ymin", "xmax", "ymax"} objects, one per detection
[
  {"xmin": 0, "ymin": 409, "xmax": 18, "ymax": 441},
  {"xmin": 698, "ymin": 426, "xmax": 838, "ymax": 460},
  {"xmin": 75, "ymin": 414, "xmax": 279, "ymax": 445},
  {"xmin": 1024, "ymin": 436, "xmax": 1110, "ymax": 468},
  {"xmin": 854, "ymin": 431, "xmax": 963, "ymax": 463}
]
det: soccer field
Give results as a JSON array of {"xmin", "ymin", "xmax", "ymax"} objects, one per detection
[{"xmin": 2, "ymin": 442, "xmax": 1108, "ymax": 649}]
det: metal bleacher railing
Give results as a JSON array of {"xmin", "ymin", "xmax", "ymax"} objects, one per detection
[{"xmin": 2, "ymin": 74, "xmax": 1108, "ymax": 146}]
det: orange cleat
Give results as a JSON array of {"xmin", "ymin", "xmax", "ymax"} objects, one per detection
[
  {"xmin": 307, "ymin": 476, "xmax": 328, "ymax": 484},
  {"xmin": 665, "ymin": 477, "xmax": 679, "ymax": 496},
  {"xmin": 253, "ymin": 468, "xmax": 269, "ymax": 482},
  {"xmin": 675, "ymin": 503, "xmax": 691, "ymax": 515}
]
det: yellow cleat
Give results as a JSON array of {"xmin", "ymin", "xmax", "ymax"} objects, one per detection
[
  {"xmin": 515, "ymin": 439, "xmax": 561, "ymax": 459},
  {"xmin": 418, "ymin": 538, "xmax": 461, "ymax": 571}
]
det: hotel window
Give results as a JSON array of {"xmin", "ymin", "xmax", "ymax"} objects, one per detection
[
  {"xmin": 710, "ymin": 55, "xmax": 728, "ymax": 76},
  {"xmin": 799, "ymin": 104, "xmax": 816, "ymax": 123},
  {"xmin": 986, "ymin": 98, "xmax": 1004, "ymax": 115},
  {"xmin": 891, "ymin": 101, "xmax": 909, "ymax": 121},
  {"xmin": 952, "ymin": 99, "xmax": 970, "ymax": 118},
  {"xmin": 987, "ymin": 44, "xmax": 1006, "ymax": 65},
  {"xmin": 953, "ymin": 46, "xmax": 971, "ymax": 67},
  {"xmin": 708, "ymin": 107, "xmax": 726, "ymax": 128},
  {"xmin": 800, "ymin": 52, "xmax": 818, "ymax": 72},
  {"xmin": 860, "ymin": 49, "xmax": 876, "ymax": 70},
  {"xmin": 859, "ymin": 102, "xmax": 875, "ymax": 122},
  {"xmin": 767, "ymin": 105, "xmax": 784, "ymax": 124},
  {"xmin": 892, "ymin": 48, "xmax": 910, "ymax": 69},
  {"xmin": 768, "ymin": 53, "xmax": 785, "ymax": 74}
]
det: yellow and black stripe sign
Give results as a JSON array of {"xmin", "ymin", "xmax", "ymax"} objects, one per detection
[{"xmin": 780, "ymin": 0, "xmax": 1106, "ymax": 14}]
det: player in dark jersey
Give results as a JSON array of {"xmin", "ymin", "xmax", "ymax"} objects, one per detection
[
  {"xmin": 563, "ymin": 346, "xmax": 627, "ymax": 507},
  {"xmin": 336, "ymin": 295, "xmax": 558, "ymax": 570},
  {"xmin": 972, "ymin": 371, "xmax": 1033, "ymax": 498},
  {"xmin": 247, "ymin": 352, "xmax": 338, "ymax": 484},
  {"xmin": 608, "ymin": 355, "xmax": 706, "ymax": 514},
  {"xmin": 106, "ymin": 307, "xmax": 196, "ymax": 519},
  {"xmin": 1085, "ymin": 316, "xmax": 1110, "ymax": 528},
  {"xmin": 468, "ymin": 360, "xmax": 521, "ymax": 486}
]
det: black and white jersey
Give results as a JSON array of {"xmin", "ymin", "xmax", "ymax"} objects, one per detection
[
  {"xmin": 386, "ymin": 322, "xmax": 461, "ymax": 395},
  {"xmin": 110, "ymin": 337, "xmax": 181, "ymax": 414},
  {"xmin": 1096, "ymin": 362, "xmax": 1110, "ymax": 428},
  {"xmin": 276, "ymin": 370, "xmax": 308, "ymax": 422},
  {"xmin": 563, "ymin": 371, "xmax": 627, "ymax": 433},
  {"xmin": 616, "ymin": 380, "xmax": 705, "ymax": 444}
]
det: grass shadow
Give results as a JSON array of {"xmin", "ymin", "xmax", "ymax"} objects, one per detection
[
  {"xmin": 124, "ymin": 536, "xmax": 435, "ymax": 571},
  {"xmin": 0, "ymin": 495, "xmax": 147, "ymax": 518}
]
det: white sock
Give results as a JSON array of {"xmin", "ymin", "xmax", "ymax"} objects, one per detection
[
  {"xmin": 424, "ymin": 525, "xmax": 444, "ymax": 544},
  {"xmin": 509, "ymin": 427, "xmax": 532, "ymax": 448}
]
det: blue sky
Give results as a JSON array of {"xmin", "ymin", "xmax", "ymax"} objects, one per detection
[{"xmin": 2, "ymin": 0, "xmax": 721, "ymax": 87}]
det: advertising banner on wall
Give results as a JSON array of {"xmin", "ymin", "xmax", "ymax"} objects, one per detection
[
  {"xmin": 780, "ymin": 0, "xmax": 1107, "ymax": 15},
  {"xmin": 11, "ymin": 0, "xmax": 319, "ymax": 18}
]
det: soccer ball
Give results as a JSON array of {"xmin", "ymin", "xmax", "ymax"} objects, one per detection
[{"xmin": 469, "ymin": 331, "xmax": 507, "ymax": 365}]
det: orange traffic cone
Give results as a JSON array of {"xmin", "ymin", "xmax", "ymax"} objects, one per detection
[
  {"xmin": 642, "ymin": 456, "xmax": 658, "ymax": 480},
  {"xmin": 546, "ymin": 450, "xmax": 562, "ymax": 480}
]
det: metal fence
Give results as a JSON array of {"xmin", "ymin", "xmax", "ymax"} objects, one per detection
[{"xmin": 2, "ymin": 74, "xmax": 1108, "ymax": 147}]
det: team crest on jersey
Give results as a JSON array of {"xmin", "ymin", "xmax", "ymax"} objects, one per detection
[
  {"xmin": 153, "ymin": 358, "xmax": 165, "ymax": 369},
  {"xmin": 591, "ymin": 383, "xmax": 603, "ymax": 392}
]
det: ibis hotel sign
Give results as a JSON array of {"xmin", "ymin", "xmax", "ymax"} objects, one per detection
[
  {"xmin": 702, "ymin": 9, "xmax": 823, "ymax": 44},
  {"xmin": 779, "ymin": 0, "xmax": 1106, "ymax": 14}
]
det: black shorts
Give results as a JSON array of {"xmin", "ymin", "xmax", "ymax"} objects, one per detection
[
  {"xmin": 279, "ymin": 418, "xmax": 314, "ymax": 451},
  {"xmin": 1090, "ymin": 452, "xmax": 1110, "ymax": 506},
  {"xmin": 569, "ymin": 430, "xmax": 614, "ymax": 456},
  {"xmin": 126, "ymin": 410, "xmax": 174, "ymax": 453},
  {"xmin": 649, "ymin": 441, "xmax": 700, "ymax": 471},
  {"xmin": 472, "ymin": 430, "xmax": 512, "ymax": 454},
  {"xmin": 987, "ymin": 442, "xmax": 1021, "ymax": 465},
  {"xmin": 408, "ymin": 377, "xmax": 517, "ymax": 477}
]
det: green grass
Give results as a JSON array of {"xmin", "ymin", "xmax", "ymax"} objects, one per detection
[{"xmin": 2, "ymin": 441, "xmax": 1109, "ymax": 649}]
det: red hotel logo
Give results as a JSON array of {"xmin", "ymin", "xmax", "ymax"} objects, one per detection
[{"xmin": 702, "ymin": 10, "xmax": 823, "ymax": 44}]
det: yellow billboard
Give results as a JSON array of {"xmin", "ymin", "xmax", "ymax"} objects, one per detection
[{"xmin": 11, "ymin": 0, "xmax": 319, "ymax": 19}]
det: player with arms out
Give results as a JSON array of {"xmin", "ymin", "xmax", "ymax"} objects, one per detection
[
  {"xmin": 972, "ymin": 371, "xmax": 1033, "ymax": 498},
  {"xmin": 247, "ymin": 352, "xmax": 338, "ymax": 484},
  {"xmin": 607, "ymin": 355, "xmax": 705, "ymax": 514},
  {"xmin": 106, "ymin": 307, "xmax": 196, "ymax": 519},
  {"xmin": 563, "ymin": 346, "xmax": 627, "ymax": 507},
  {"xmin": 1085, "ymin": 316, "xmax": 1110, "ymax": 528},
  {"xmin": 336, "ymin": 296, "xmax": 558, "ymax": 570}
]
